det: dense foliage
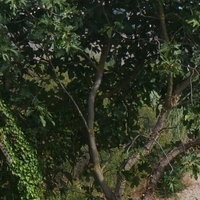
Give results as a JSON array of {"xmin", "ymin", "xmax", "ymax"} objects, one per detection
[{"xmin": 0, "ymin": 0, "xmax": 200, "ymax": 199}]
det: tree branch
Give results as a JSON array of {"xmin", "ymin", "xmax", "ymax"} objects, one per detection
[
  {"xmin": 158, "ymin": 1, "xmax": 174, "ymax": 110},
  {"xmin": 158, "ymin": 2, "xmax": 169, "ymax": 43},
  {"xmin": 173, "ymin": 67, "xmax": 200, "ymax": 97},
  {"xmin": 123, "ymin": 0, "xmax": 172, "ymax": 172},
  {"xmin": 141, "ymin": 138, "xmax": 200, "ymax": 200},
  {"xmin": 79, "ymin": 50, "xmax": 98, "ymax": 70},
  {"xmin": 50, "ymin": 60, "xmax": 88, "ymax": 130},
  {"xmin": 116, "ymin": 64, "xmax": 200, "ymax": 197}
]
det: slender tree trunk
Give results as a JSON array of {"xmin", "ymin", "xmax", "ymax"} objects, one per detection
[{"xmin": 87, "ymin": 41, "xmax": 116, "ymax": 200}]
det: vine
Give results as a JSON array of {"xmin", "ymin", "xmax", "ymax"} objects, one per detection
[{"xmin": 0, "ymin": 100, "xmax": 43, "ymax": 199}]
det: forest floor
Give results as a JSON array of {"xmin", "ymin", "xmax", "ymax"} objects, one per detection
[
  {"xmin": 158, "ymin": 173, "xmax": 200, "ymax": 200},
  {"xmin": 131, "ymin": 173, "xmax": 200, "ymax": 200}
]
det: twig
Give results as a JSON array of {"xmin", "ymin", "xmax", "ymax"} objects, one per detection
[
  {"xmin": 49, "ymin": 60, "xmax": 88, "ymax": 130},
  {"xmin": 100, "ymin": 0, "xmax": 112, "ymax": 27},
  {"xmin": 136, "ymin": 0, "xmax": 159, "ymax": 19},
  {"xmin": 153, "ymin": 138, "xmax": 174, "ymax": 173},
  {"xmin": 126, "ymin": 134, "xmax": 148, "ymax": 154},
  {"xmin": 190, "ymin": 69, "xmax": 194, "ymax": 105},
  {"xmin": 79, "ymin": 50, "xmax": 98, "ymax": 70}
]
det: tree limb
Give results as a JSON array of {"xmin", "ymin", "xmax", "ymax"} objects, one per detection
[
  {"xmin": 158, "ymin": 2, "xmax": 169, "ymax": 43},
  {"xmin": 141, "ymin": 138, "xmax": 200, "ymax": 200},
  {"xmin": 79, "ymin": 50, "xmax": 98, "ymax": 70},
  {"xmin": 173, "ymin": 67, "xmax": 200, "ymax": 97},
  {"xmin": 158, "ymin": 1, "xmax": 174, "ymax": 110}
]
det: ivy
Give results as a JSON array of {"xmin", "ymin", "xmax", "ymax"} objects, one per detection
[{"xmin": 0, "ymin": 100, "xmax": 43, "ymax": 199}]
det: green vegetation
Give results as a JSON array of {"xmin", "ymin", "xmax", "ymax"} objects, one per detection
[{"xmin": 0, "ymin": 0, "xmax": 200, "ymax": 199}]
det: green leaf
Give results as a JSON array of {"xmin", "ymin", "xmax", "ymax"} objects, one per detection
[
  {"xmin": 107, "ymin": 28, "xmax": 112, "ymax": 38},
  {"xmin": 39, "ymin": 115, "xmax": 46, "ymax": 127},
  {"xmin": 114, "ymin": 21, "xmax": 124, "ymax": 30}
]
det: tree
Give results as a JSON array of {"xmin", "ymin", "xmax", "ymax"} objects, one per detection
[{"xmin": 1, "ymin": 0, "xmax": 200, "ymax": 199}]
